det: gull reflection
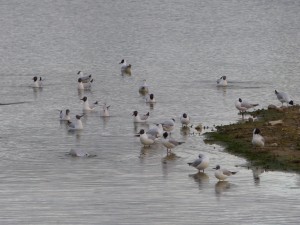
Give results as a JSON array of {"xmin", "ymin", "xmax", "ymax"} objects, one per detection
[
  {"xmin": 189, "ymin": 172, "xmax": 209, "ymax": 189},
  {"xmin": 251, "ymin": 167, "xmax": 265, "ymax": 185},
  {"xmin": 215, "ymin": 181, "xmax": 230, "ymax": 197}
]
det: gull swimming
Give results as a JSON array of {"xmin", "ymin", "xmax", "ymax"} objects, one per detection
[
  {"xmin": 145, "ymin": 93, "xmax": 156, "ymax": 103},
  {"xmin": 77, "ymin": 78, "xmax": 93, "ymax": 90},
  {"xmin": 60, "ymin": 109, "xmax": 71, "ymax": 121},
  {"xmin": 213, "ymin": 165, "xmax": 237, "ymax": 181},
  {"xmin": 188, "ymin": 154, "xmax": 209, "ymax": 172},
  {"xmin": 161, "ymin": 118, "xmax": 175, "ymax": 132},
  {"xmin": 275, "ymin": 90, "xmax": 294, "ymax": 106},
  {"xmin": 77, "ymin": 71, "xmax": 92, "ymax": 83},
  {"xmin": 69, "ymin": 149, "xmax": 90, "ymax": 157},
  {"xmin": 100, "ymin": 103, "xmax": 110, "ymax": 117},
  {"xmin": 80, "ymin": 96, "xmax": 98, "ymax": 111},
  {"xmin": 162, "ymin": 132, "xmax": 184, "ymax": 155},
  {"xmin": 67, "ymin": 115, "xmax": 84, "ymax": 131},
  {"xmin": 119, "ymin": 59, "xmax": 132, "ymax": 75},
  {"xmin": 216, "ymin": 76, "xmax": 227, "ymax": 87},
  {"xmin": 139, "ymin": 79, "xmax": 149, "ymax": 94},
  {"xmin": 252, "ymin": 128, "xmax": 265, "ymax": 147},
  {"xmin": 132, "ymin": 111, "xmax": 150, "ymax": 123},
  {"xmin": 138, "ymin": 129, "xmax": 157, "ymax": 147},
  {"xmin": 32, "ymin": 76, "xmax": 43, "ymax": 88},
  {"xmin": 180, "ymin": 113, "xmax": 190, "ymax": 127}
]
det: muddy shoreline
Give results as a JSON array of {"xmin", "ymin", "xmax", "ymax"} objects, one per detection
[{"xmin": 205, "ymin": 105, "xmax": 300, "ymax": 172}]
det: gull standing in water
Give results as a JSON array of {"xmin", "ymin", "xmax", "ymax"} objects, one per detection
[
  {"xmin": 162, "ymin": 132, "xmax": 184, "ymax": 155},
  {"xmin": 188, "ymin": 154, "xmax": 209, "ymax": 172},
  {"xmin": 132, "ymin": 111, "xmax": 150, "ymax": 123},
  {"xmin": 216, "ymin": 76, "xmax": 227, "ymax": 87},
  {"xmin": 213, "ymin": 165, "xmax": 237, "ymax": 181},
  {"xmin": 80, "ymin": 96, "xmax": 98, "ymax": 112},
  {"xmin": 60, "ymin": 109, "xmax": 71, "ymax": 121},
  {"xmin": 235, "ymin": 98, "xmax": 258, "ymax": 117},
  {"xmin": 180, "ymin": 113, "xmax": 190, "ymax": 127},
  {"xmin": 119, "ymin": 59, "xmax": 132, "ymax": 75},
  {"xmin": 67, "ymin": 115, "xmax": 84, "ymax": 131},
  {"xmin": 138, "ymin": 129, "xmax": 157, "ymax": 147},
  {"xmin": 77, "ymin": 71, "xmax": 92, "ymax": 83},
  {"xmin": 252, "ymin": 128, "xmax": 265, "ymax": 148},
  {"xmin": 275, "ymin": 90, "xmax": 294, "ymax": 106}
]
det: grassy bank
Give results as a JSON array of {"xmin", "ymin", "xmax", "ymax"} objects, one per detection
[{"xmin": 205, "ymin": 105, "xmax": 300, "ymax": 172}]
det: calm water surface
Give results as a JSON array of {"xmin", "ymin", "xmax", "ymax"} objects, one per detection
[{"xmin": 0, "ymin": 0, "xmax": 300, "ymax": 224}]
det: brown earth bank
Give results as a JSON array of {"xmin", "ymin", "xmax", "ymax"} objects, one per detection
[{"xmin": 205, "ymin": 105, "xmax": 300, "ymax": 172}]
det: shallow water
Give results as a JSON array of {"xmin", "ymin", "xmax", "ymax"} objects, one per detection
[{"xmin": 0, "ymin": 0, "xmax": 300, "ymax": 224}]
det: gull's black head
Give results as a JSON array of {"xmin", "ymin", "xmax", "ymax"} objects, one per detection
[
  {"xmin": 213, "ymin": 165, "xmax": 220, "ymax": 170},
  {"xmin": 254, "ymin": 128, "xmax": 261, "ymax": 134},
  {"xmin": 150, "ymin": 93, "xmax": 154, "ymax": 100},
  {"xmin": 289, "ymin": 100, "xmax": 294, "ymax": 105},
  {"xmin": 132, "ymin": 111, "xmax": 138, "ymax": 116},
  {"xmin": 163, "ymin": 132, "xmax": 168, "ymax": 139},
  {"xmin": 33, "ymin": 76, "xmax": 38, "ymax": 81},
  {"xmin": 183, "ymin": 113, "xmax": 187, "ymax": 118},
  {"xmin": 78, "ymin": 78, "xmax": 82, "ymax": 83},
  {"xmin": 120, "ymin": 59, "xmax": 124, "ymax": 64},
  {"xmin": 80, "ymin": 96, "xmax": 87, "ymax": 102},
  {"xmin": 139, "ymin": 129, "xmax": 145, "ymax": 134},
  {"xmin": 239, "ymin": 98, "xmax": 242, "ymax": 102}
]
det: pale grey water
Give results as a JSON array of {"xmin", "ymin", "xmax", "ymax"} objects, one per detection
[{"xmin": 0, "ymin": 0, "xmax": 300, "ymax": 224}]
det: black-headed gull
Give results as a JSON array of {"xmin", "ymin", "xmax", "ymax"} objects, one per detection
[
  {"xmin": 161, "ymin": 118, "xmax": 175, "ymax": 132},
  {"xmin": 275, "ymin": 90, "xmax": 293, "ymax": 106},
  {"xmin": 216, "ymin": 76, "xmax": 227, "ymax": 87},
  {"xmin": 77, "ymin": 71, "xmax": 92, "ymax": 83},
  {"xmin": 138, "ymin": 129, "xmax": 157, "ymax": 147},
  {"xmin": 213, "ymin": 165, "xmax": 237, "ymax": 181},
  {"xmin": 100, "ymin": 103, "xmax": 110, "ymax": 117},
  {"xmin": 162, "ymin": 132, "xmax": 184, "ymax": 155},
  {"xmin": 60, "ymin": 109, "xmax": 71, "ymax": 121},
  {"xmin": 180, "ymin": 113, "xmax": 190, "ymax": 127},
  {"xmin": 67, "ymin": 115, "xmax": 84, "ymax": 131},
  {"xmin": 252, "ymin": 128, "xmax": 265, "ymax": 147},
  {"xmin": 139, "ymin": 79, "xmax": 149, "ymax": 94},
  {"xmin": 80, "ymin": 96, "xmax": 98, "ymax": 111},
  {"xmin": 32, "ymin": 76, "xmax": 43, "ymax": 88},
  {"xmin": 188, "ymin": 154, "xmax": 209, "ymax": 172},
  {"xmin": 77, "ymin": 78, "xmax": 93, "ymax": 90},
  {"xmin": 147, "ymin": 123, "xmax": 163, "ymax": 138},
  {"xmin": 132, "ymin": 111, "xmax": 149, "ymax": 123},
  {"xmin": 145, "ymin": 93, "xmax": 156, "ymax": 103},
  {"xmin": 119, "ymin": 59, "xmax": 132, "ymax": 75}
]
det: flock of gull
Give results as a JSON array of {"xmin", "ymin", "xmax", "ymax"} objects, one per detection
[{"xmin": 31, "ymin": 62, "xmax": 294, "ymax": 181}]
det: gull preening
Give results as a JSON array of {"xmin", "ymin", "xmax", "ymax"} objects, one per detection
[
  {"xmin": 67, "ymin": 115, "xmax": 84, "ymax": 131},
  {"xmin": 180, "ymin": 113, "xmax": 190, "ymax": 127},
  {"xmin": 162, "ymin": 132, "xmax": 184, "ymax": 155},
  {"xmin": 213, "ymin": 165, "xmax": 237, "ymax": 181},
  {"xmin": 132, "ymin": 111, "xmax": 150, "ymax": 123},
  {"xmin": 216, "ymin": 76, "xmax": 227, "ymax": 87},
  {"xmin": 60, "ymin": 109, "xmax": 71, "ymax": 121},
  {"xmin": 252, "ymin": 128, "xmax": 265, "ymax": 148},
  {"xmin": 187, "ymin": 154, "xmax": 209, "ymax": 172},
  {"xmin": 32, "ymin": 76, "xmax": 43, "ymax": 88},
  {"xmin": 80, "ymin": 96, "xmax": 98, "ymax": 111},
  {"xmin": 275, "ymin": 90, "xmax": 294, "ymax": 106},
  {"xmin": 77, "ymin": 71, "xmax": 92, "ymax": 83},
  {"xmin": 77, "ymin": 78, "xmax": 93, "ymax": 90},
  {"xmin": 119, "ymin": 59, "xmax": 132, "ymax": 75},
  {"xmin": 138, "ymin": 129, "xmax": 157, "ymax": 147}
]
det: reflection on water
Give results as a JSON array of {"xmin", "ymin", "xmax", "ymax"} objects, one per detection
[
  {"xmin": 215, "ymin": 181, "xmax": 231, "ymax": 197},
  {"xmin": 189, "ymin": 172, "xmax": 209, "ymax": 189}
]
